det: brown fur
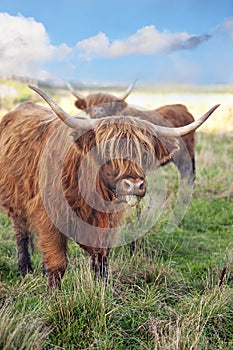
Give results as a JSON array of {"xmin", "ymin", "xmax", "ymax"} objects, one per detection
[
  {"xmin": 73, "ymin": 92, "xmax": 195, "ymax": 182},
  {"xmin": 0, "ymin": 101, "xmax": 177, "ymax": 287}
]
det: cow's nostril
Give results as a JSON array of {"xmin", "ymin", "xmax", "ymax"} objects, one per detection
[{"xmin": 139, "ymin": 181, "xmax": 145, "ymax": 191}]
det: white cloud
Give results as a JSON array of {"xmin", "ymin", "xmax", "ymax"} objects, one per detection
[
  {"xmin": 0, "ymin": 12, "xmax": 71, "ymax": 79},
  {"xmin": 76, "ymin": 25, "xmax": 211, "ymax": 60},
  {"xmin": 219, "ymin": 18, "xmax": 233, "ymax": 40},
  {"xmin": 77, "ymin": 32, "xmax": 110, "ymax": 59}
]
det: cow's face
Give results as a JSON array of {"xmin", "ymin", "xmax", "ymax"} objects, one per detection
[
  {"xmin": 68, "ymin": 82, "xmax": 135, "ymax": 118},
  {"xmin": 73, "ymin": 123, "xmax": 155, "ymax": 207},
  {"xmin": 99, "ymin": 159, "xmax": 146, "ymax": 206},
  {"xmin": 72, "ymin": 113, "xmax": 165, "ymax": 206},
  {"xmin": 91, "ymin": 119, "xmax": 171, "ymax": 207},
  {"xmin": 75, "ymin": 93, "xmax": 128, "ymax": 118}
]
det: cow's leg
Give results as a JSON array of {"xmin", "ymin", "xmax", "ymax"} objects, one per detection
[
  {"xmin": 173, "ymin": 151, "xmax": 195, "ymax": 185},
  {"xmin": 91, "ymin": 253, "xmax": 100, "ymax": 279},
  {"xmin": 13, "ymin": 219, "xmax": 33, "ymax": 276},
  {"xmin": 100, "ymin": 254, "xmax": 108, "ymax": 280},
  {"xmin": 91, "ymin": 249, "xmax": 109, "ymax": 282},
  {"xmin": 178, "ymin": 162, "xmax": 194, "ymax": 184},
  {"xmin": 191, "ymin": 155, "xmax": 196, "ymax": 181},
  {"xmin": 38, "ymin": 230, "xmax": 68, "ymax": 289}
]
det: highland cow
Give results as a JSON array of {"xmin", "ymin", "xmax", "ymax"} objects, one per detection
[
  {"xmin": 0, "ymin": 85, "xmax": 219, "ymax": 288},
  {"xmin": 68, "ymin": 84, "xmax": 196, "ymax": 183}
]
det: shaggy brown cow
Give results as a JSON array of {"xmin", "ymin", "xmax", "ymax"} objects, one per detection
[
  {"xmin": 68, "ymin": 84, "xmax": 196, "ymax": 183},
  {"xmin": 0, "ymin": 85, "xmax": 219, "ymax": 288}
]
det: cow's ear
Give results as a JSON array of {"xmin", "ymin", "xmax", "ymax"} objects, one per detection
[
  {"xmin": 75, "ymin": 99, "xmax": 87, "ymax": 110},
  {"xmin": 153, "ymin": 136, "xmax": 180, "ymax": 165}
]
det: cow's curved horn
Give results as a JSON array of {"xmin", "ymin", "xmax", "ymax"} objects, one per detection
[
  {"xmin": 29, "ymin": 85, "xmax": 219, "ymax": 136},
  {"xmin": 28, "ymin": 85, "xmax": 95, "ymax": 129},
  {"xmin": 66, "ymin": 82, "xmax": 85, "ymax": 100},
  {"xmin": 118, "ymin": 80, "xmax": 137, "ymax": 100},
  {"xmin": 151, "ymin": 104, "xmax": 220, "ymax": 137}
]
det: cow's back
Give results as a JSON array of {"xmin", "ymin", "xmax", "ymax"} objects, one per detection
[
  {"xmin": 155, "ymin": 104, "xmax": 194, "ymax": 127},
  {"xmin": 156, "ymin": 104, "xmax": 195, "ymax": 158},
  {"xmin": 123, "ymin": 103, "xmax": 195, "ymax": 170},
  {"xmin": 0, "ymin": 102, "xmax": 58, "ymax": 218}
]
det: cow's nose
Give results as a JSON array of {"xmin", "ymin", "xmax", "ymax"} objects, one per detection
[
  {"xmin": 94, "ymin": 106, "xmax": 104, "ymax": 114},
  {"xmin": 119, "ymin": 179, "xmax": 146, "ymax": 196}
]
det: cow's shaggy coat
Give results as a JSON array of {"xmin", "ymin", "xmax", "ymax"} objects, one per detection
[{"xmin": 0, "ymin": 101, "xmax": 176, "ymax": 287}]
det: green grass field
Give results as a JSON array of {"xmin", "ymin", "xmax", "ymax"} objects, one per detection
[{"xmin": 0, "ymin": 81, "xmax": 233, "ymax": 349}]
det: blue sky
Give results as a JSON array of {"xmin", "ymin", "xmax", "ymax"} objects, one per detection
[{"xmin": 1, "ymin": 0, "xmax": 233, "ymax": 85}]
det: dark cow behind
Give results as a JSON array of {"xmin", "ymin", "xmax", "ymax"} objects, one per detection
[
  {"xmin": 0, "ymin": 85, "xmax": 219, "ymax": 288},
  {"xmin": 68, "ymin": 84, "xmax": 196, "ymax": 183}
]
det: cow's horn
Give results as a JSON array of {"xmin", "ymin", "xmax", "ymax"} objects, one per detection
[
  {"xmin": 66, "ymin": 82, "xmax": 85, "ymax": 100},
  {"xmin": 28, "ymin": 85, "xmax": 95, "ymax": 129},
  {"xmin": 151, "ymin": 104, "xmax": 220, "ymax": 137},
  {"xmin": 29, "ymin": 85, "xmax": 219, "ymax": 136},
  {"xmin": 118, "ymin": 80, "xmax": 137, "ymax": 100}
]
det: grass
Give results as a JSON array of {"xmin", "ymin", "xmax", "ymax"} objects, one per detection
[{"xmin": 0, "ymin": 81, "xmax": 233, "ymax": 349}]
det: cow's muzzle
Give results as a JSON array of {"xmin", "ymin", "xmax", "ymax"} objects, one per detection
[{"xmin": 116, "ymin": 178, "xmax": 146, "ymax": 206}]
